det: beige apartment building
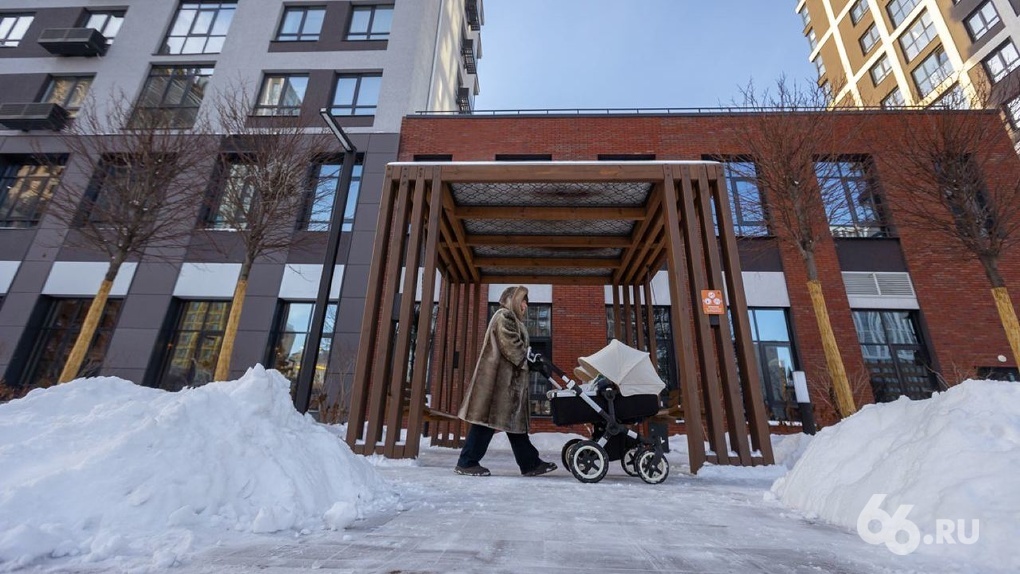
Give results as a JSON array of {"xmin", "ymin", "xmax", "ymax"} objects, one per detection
[{"xmin": 797, "ymin": 0, "xmax": 1020, "ymax": 139}]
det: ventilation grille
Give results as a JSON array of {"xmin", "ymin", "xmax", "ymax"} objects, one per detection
[{"xmin": 843, "ymin": 272, "xmax": 916, "ymax": 298}]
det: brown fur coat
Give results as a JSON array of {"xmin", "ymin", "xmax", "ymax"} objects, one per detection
[{"xmin": 457, "ymin": 286, "xmax": 531, "ymax": 433}]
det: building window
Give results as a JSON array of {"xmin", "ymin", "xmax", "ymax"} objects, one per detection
[
  {"xmin": 267, "ymin": 301, "xmax": 337, "ymax": 390},
  {"xmin": 870, "ymin": 54, "xmax": 892, "ymax": 85},
  {"xmin": 983, "ymin": 41, "xmax": 1020, "ymax": 83},
  {"xmin": 807, "ymin": 29, "xmax": 817, "ymax": 52},
  {"xmin": 852, "ymin": 310, "xmax": 936, "ymax": 402},
  {"xmin": 747, "ymin": 308, "xmax": 797, "ymax": 421},
  {"xmin": 156, "ymin": 300, "xmax": 230, "ymax": 391},
  {"xmin": 813, "ymin": 56, "xmax": 826, "ymax": 79},
  {"xmin": 330, "ymin": 74, "xmax": 381, "ymax": 116},
  {"xmin": 850, "ymin": 0, "xmax": 870, "ymax": 25},
  {"xmin": 346, "ymin": 5, "xmax": 393, "ymax": 41},
  {"xmin": 131, "ymin": 66, "xmax": 213, "ymax": 129},
  {"xmin": 722, "ymin": 161, "xmax": 768, "ymax": 236},
  {"xmin": 881, "ymin": 87, "xmax": 906, "ymax": 108},
  {"xmin": 21, "ymin": 298, "xmax": 123, "ymax": 389},
  {"xmin": 1005, "ymin": 96, "xmax": 1020, "ymax": 129},
  {"xmin": 83, "ymin": 10, "xmax": 124, "ymax": 43},
  {"xmin": 815, "ymin": 159, "xmax": 885, "ymax": 238},
  {"xmin": 43, "ymin": 76, "xmax": 93, "ymax": 117},
  {"xmin": 161, "ymin": 1, "xmax": 236, "ymax": 55},
  {"xmin": 932, "ymin": 84, "xmax": 970, "ymax": 109},
  {"xmin": 205, "ymin": 162, "xmax": 254, "ymax": 230},
  {"xmin": 302, "ymin": 157, "xmax": 363, "ymax": 231},
  {"xmin": 886, "ymin": 0, "xmax": 920, "ymax": 28},
  {"xmin": 912, "ymin": 47, "xmax": 952, "ymax": 97},
  {"xmin": 275, "ymin": 6, "xmax": 325, "ymax": 42},
  {"xmin": 899, "ymin": 11, "xmax": 936, "ymax": 62},
  {"xmin": 255, "ymin": 74, "xmax": 308, "ymax": 116},
  {"xmin": 860, "ymin": 23, "xmax": 880, "ymax": 54},
  {"xmin": 799, "ymin": 6, "xmax": 810, "ymax": 28},
  {"xmin": 0, "ymin": 14, "xmax": 33, "ymax": 47},
  {"xmin": 965, "ymin": 2, "xmax": 1000, "ymax": 41},
  {"xmin": 0, "ymin": 158, "xmax": 64, "ymax": 228}
]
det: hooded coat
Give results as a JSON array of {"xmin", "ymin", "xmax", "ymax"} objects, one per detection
[{"xmin": 457, "ymin": 285, "xmax": 531, "ymax": 433}]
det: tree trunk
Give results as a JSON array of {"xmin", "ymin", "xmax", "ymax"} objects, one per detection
[
  {"xmin": 58, "ymin": 258, "xmax": 122, "ymax": 383},
  {"xmin": 214, "ymin": 263, "xmax": 250, "ymax": 381},
  {"xmin": 991, "ymin": 287, "xmax": 1020, "ymax": 367},
  {"xmin": 806, "ymin": 279, "xmax": 857, "ymax": 418}
]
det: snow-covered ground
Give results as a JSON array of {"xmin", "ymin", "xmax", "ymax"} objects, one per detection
[{"xmin": 0, "ymin": 368, "xmax": 1016, "ymax": 572}]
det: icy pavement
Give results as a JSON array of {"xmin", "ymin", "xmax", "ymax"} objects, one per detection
[{"xmin": 159, "ymin": 445, "xmax": 973, "ymax": 574}]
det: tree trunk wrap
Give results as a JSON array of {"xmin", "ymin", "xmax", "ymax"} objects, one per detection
[
  {"xmin": 214, "ymin": 277, "xmax": 248, "ymax": 382},
  {"xmin": 58, "ymin": 277, "xmax": 115, "ymax": 384},
  {"xmin": 992, "ymin": 287, "xmax": 1020, "ymax": 367},
  {"xmin": 807, "ymin": 279, "xmax": 857, "ymax": 418}
]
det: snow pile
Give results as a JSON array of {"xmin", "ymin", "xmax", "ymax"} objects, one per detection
[
  {"xmin": 0, "ymin": 365, "xmax": 395, "ymax": 571},
  {"xmin": 772, "ymin": 380, "xmax": 1020, "ymax": 570}
]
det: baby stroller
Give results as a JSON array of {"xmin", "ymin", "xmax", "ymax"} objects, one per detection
[{"xmin": 531, "ymin": 339, "xmax": 670, "ymax": 484}]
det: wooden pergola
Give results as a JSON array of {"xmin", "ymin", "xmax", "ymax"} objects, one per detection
[{"xmin": 344, "ymin": 161, "xmax": 774, "ymax": 472}]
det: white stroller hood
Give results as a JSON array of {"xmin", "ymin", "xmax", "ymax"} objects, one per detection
[{"xmin": 577, "ymin": 339, "xmax": 667, "ymax": 397}]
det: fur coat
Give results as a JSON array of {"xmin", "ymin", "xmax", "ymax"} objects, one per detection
[{"xmin": 457, "ymin": 286, "xmax": 531, "ymax": 433}]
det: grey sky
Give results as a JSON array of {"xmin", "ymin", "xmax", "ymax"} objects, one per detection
[{"xmin": 474, "ymin": 0, "xmax": 815, "ymax": 110}]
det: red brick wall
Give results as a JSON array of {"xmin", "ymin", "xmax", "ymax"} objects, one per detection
[{"xmin": 399, "ymin": 112, "xmax": 1020, "ymax": 427}]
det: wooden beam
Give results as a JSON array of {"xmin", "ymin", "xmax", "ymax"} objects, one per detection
[
  {"xmin": 473, "ymin": 257, "xmax": 619, "ymax": 269},
  {"xmin": 481, "ymin": 274, "xmax": 610, "ymax": 286},
  {"xmin": 465, "ymin": 234, "xmax": 631, "ymax": 248},
  {"xmin": 434, "ymin": 162, "xmax": 670, "ymax": 183},
  {"xmin": 440, "ymin": 186, "xmax": 481, "ymax": 282},
  {"xmin": 453, "ymin": 206, "xmax": 646, "ymax": 220},
  {"xmin": 614, "ymin": 188, "xmax": 664, "ymax": 284}
]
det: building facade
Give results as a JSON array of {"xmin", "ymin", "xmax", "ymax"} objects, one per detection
[
  {"xmin": 797, "ymin": 0, "xmax": 1020, "ymax": 141},
  {"xmin": 0, "ymin": 1, "xmax": 483, "ymax": 400},
  {"xmin": 394, "ymin": 111, "xmax": 1020, "ymax": 430}
]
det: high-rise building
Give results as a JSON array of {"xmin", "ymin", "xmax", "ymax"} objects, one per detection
[
  {"xmin": 796, "ymin": 0, "xmax": 1020, "ymax": 140},
  {"xmin": 0, "ymin": 1, "xmax": 483, "ymax": 396}
]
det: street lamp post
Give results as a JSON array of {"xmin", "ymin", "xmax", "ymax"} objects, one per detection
[{"xmin": 294, "ymin": 110, "xmax": 358, "ymax": 414}]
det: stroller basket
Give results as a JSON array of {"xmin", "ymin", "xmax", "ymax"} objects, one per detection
[{"xmin": 549, "ymin": 390, "xmax": 660, "ymax": 426}]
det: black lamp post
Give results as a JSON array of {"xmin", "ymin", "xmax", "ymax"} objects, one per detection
[{"xmin": 294, "ymin": 109, "xmax": 357, "ymax": 413}]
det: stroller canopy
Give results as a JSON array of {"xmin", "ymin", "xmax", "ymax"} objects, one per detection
[{"xmin": 578, "ymin": 339, "xmax": 667, "ymax": 397}]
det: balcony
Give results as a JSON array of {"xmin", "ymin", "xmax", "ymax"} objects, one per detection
[
  {"xmin": 461, "ymin": 38, "xmax": 477, "ymax": 75},
  {"xmin": 465, "ymin": 0, "xmax": 482, "ymax": 31},
  {"xmin": 456, "ymin": 87, "xmax": 472, "ymax": 114},
  {"xmin": 0, "ymin": 103, "xmax": 70, "ymax": 131},
  {"xmin": 38, "ymin": 28, "xmax": 109, "ymax": 57}
]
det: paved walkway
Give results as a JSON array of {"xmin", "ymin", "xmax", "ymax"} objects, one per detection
[{"xmin": 169, "ymin": 445, "xmax": 971, "ymax": 574}]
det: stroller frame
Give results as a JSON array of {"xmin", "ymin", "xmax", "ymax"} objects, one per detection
[{"xmin": 537, "ymin": 357, "xmax": 669, "ymax": 484}]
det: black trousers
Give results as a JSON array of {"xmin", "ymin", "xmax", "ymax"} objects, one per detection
[{"xmin": 457, "ymin": 424, "xmax": 542, "ymax": 473}]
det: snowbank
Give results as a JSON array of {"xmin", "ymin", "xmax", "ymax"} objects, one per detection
[
  {"xmin": 772, "ymin": 380, "xmax": 1020, "ymax": 571},
  {"xmin": 0, "ymin": 365, "xmax": 395, "ymax": 571}
]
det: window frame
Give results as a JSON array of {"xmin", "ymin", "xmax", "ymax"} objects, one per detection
[
  {"xmin": 42, "ymin": 75, "xmax": 94, "ymax": 117},
  {"xmin": 301, "ymin": 155, "xmax": 363, "ymax": 232},
  {"xmin": 345, "ymin": 4, "xmax": 393, "ymax": 41},
  {"xmin": 849, "ymin": 0, "xmax": 870, "ymax": 25},
  {"xmin": 721, "ymin": 160, "xmax": 769, "ymax": 237},
  {"xmin": 881, "ymin": 88, "xmax": 906, "ymax": 108},
  {"xmin": 156, "ymin": 299, "xmax": 231, "ymax": 391},
  {"xmin": 815, "ymin": 158, "xmax": 887, "ymax": 238},
  {"xmin": 965, "ymin": 1, "xmax": 1000, "ymax": 41},
  {"xmin": 870, "ymin": 53, "xmax": 892, "ymax": 85},
  {"xmin": 0, "ymin": 157, "xmax": 64, "ymax": 228},
  {"xmin": 329, "ymin": 73, "xmax": 382, "ymax": 116},
  {"xmin": 859, "ymin": 23, "xmax": 880, "ymax": 54},
  {"xmin": 912, "ymin": 47, "xmax": 952, "ymax": 97},
  {"xmin": 886, "ymin": 0, "xmax": 920, "ymax": 28},
  {"xmin": 21, "ymin": 297, "xmax": 123, "ymax": 389},
  {"xmin": 266, "ymin": 300, "xmax": 338, "ymax": 389},
  {"xmin": 254, "ymin": 73, "xmax": 309, "ymax": 117},
  {"xmin": 131, "ymin": 65, "xmax": 214, "ymax": 129},
  {"xmin": 275, "ymin": 5, "xmax": 325, "ymax": 42},
  {"xmin": 0, "ymin": 13, "xmax": 34, "ymax": 48},
  {"xmin": 82, "ymin": 10, "xmax": 125, "ymax": 43},
  {"xmin": 899, "ymin": 10, "xmax": 937, "ymax": 62},
  {"xmin": 982, "ymin": 41, "xmax": 1020, "ymax": 84},
  {"xmin": 160, "ymin": 1, "xmax": 236, "ymax": 55},
  {"xmin": 852, "ymin": 309, "xmax": 937, "ymax": 402}
]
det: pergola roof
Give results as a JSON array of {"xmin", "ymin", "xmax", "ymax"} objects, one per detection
[{"xmin": 392, "ymin": 161, "xmax": 712, "ymax": 285}]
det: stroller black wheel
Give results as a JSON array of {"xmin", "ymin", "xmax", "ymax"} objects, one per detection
[
  {"xmin": 621, "ymin": 446, "xmax": 641, "ymax": 477},
  {"xmin": 636, "ymin": 449, "xmax": 669, "ymax": 484},
  {"xmin": 568, "ymin": 440, "xmax": 609, "ymax": 483},
  {"xmin": 561, "ymin": 438, "xmax": 582, "ymax": 471}
]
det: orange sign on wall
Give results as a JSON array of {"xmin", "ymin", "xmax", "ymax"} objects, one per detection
[{"xmin": 701, "ymin": 289, "xmax": 725, "ymax": 315}]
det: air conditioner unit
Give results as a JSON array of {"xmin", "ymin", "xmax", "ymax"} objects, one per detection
[
  {"xmin": 38, "ymin": 27, "xmax": 109, "ymax": 57},
  {"xmin": 0, "ymin": 103, "xmax": 70, "ymax": 131}
]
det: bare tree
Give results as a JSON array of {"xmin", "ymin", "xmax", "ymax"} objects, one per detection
[
  {"xmin": 883, "ymin": 87, "xmax": 1020, "ymax": 366},
  {"xmin": 43, "ymin": 92, "xmax": 215, "ymax": 383},
  {"xmin": 730, "ymin": 77, "xmax": 862, "ymax": 418},
  {"xmin": 206, "ymin": 81, "xmax": 336, "ymax": 381}
]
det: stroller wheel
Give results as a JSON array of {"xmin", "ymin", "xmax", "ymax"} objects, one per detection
[
  {"xmin": 621, "ymin": 446, "xmax": 641, "ymax": 477},
  {"xmin": 636, "ymin": 449, "xmax": 669, "ymax": 484},
  {"xmin": 561, "ymin": 439, "xmax": 582, "ymax": 471},
  {"xmin": 568, "ymin": 440, "xmax": 609, "ymax": 483}
]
